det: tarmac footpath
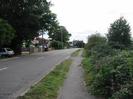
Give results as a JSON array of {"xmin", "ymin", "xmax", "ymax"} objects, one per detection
[{"xmin": 58, "ymin": 50, "xmax": 100, "ymax": 99}]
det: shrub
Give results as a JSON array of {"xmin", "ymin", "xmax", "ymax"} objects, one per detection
[
  {"xmin": 89, "ymin": 44, "xmax": 118, "ymax": 65},
  {"xmin": 89, "ymin": 54, "xmax": 133, "ymax": 98},
  {"xmin": 85, "ymin": 33, "xmax": 107, "ymax": 56},
  {"xmin": 110, "ymin": 81, "xmax": 133, "ymax": 99}
]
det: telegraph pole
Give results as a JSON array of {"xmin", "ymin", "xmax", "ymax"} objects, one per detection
[
  {"xmin": 61, "ymin": 29, "xmax": 63, "ymax": 49},
  {"xmin": 42, "ymin": 30, "xmax": 44, "ymax": 52}
]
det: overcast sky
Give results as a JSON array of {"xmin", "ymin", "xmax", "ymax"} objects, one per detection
[{"xmin": 50, "ymin": 0, "xmax": 133, "ymax": 42}]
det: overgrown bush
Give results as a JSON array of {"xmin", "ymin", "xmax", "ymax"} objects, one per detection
[
  {"xmin": 83, "ymin": 18, "xmax": 133, "ymax": 99},
  {"xmin": 90, "ymin": 55, "xmax": 133, "ymax": 98},
  {"xmin": 85, "ymin": 33, "xmax": 107, "ymax": 56},
  {"xmin": 89, "ymin": 44, "xmax": 118, "ymax": 65},
  {"xmin": 110, "ymin": 81, "xmax": 133, "ymax": 99},
  {"xmin": 83, "ymin": 50, "xmax": 133, "ymax": 99}
]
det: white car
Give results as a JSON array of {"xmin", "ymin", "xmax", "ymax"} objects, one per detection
[{"xmin": 0, "ymin": 48, "xmax": 14, "ymax": 57}]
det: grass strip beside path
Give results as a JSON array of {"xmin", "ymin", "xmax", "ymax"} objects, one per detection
[
  {"xmin": 18, "ymin": 59, "xmax": 72, "ymax": 99},
  {"xmin": 82, "ymin": 58, "xmax": 93, "ymax": 87},
  {"xmin": 71, "ymin": 49, "xmax": 81, "ymax": 57}
]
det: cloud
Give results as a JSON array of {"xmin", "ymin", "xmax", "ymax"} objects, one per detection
[{"xmin": 51, "ymin": 0, "xmax": 133, "ymax": 42}]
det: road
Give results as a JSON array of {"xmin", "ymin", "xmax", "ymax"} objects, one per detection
[{"xmin": 0, "ymin": 48, "xmax": 78, "ymax": 99}]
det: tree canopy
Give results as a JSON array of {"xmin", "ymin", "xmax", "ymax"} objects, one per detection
[
  {"xmin": 107, "ymin": 17, "xmax": 131, "ymax": 49},
  {"xmin": 0, "ymin": 0, "xmax": 58, "ymax": 54},
  {"xmin": 49, "ymin": 26, "xmax": 71, "ymax": 48},
  {"xmin": 0, "ymin": 18, "xmax": 15, "ymax": 48}
]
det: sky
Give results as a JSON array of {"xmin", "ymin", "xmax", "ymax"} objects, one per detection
[{"xmin": 49, "ymin": 0, "xmax": 133, "ymax": 42}]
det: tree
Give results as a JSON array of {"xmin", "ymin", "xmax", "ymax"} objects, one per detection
[
  {"xmin": 0, "ymin": 18, "xmax": 15, "ymax": 48},
  {"xmin": 86, "ymin": 33, "xmax": 107, "ymax": 50},
  {"xmin": 49, "ymin": 26, "xmax": 71, "ymax": 49},
  {"xmin": 0, "ymin": 0, "xmax": 56, "ymax": 54},
  {"xmin": 107, "ymin": 17, "xmax": 131, "ymax": 49},
  {"xmin": 50, "ymin": 40, "xmax": 64, "ymax": 49},
  {"xmin": 73, "ymin": 40, "xmax": 85, "ymax": 48}
]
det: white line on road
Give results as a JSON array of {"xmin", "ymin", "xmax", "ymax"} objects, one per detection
[{"xmin": 0, "ymin": 67, "xmax": 8, "ymax": 71}]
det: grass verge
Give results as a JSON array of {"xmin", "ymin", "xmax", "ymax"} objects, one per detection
[
  {"xmin": 82, "ymin": 57, "xmax": 94, "ymax": 87},
  {"xmin": 18, "ymin": 59, "xmax": 72, "ymax": 99},
  {"xmin": 82, "ymin": 49, "xmax": 95, "ymax": 89},
  {"xmin": 71, "ymin": 49, "xmax": 81, "ymax": 57}
]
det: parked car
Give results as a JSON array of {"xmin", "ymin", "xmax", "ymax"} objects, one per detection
[
  {"xmin": 44, "ymin": 45, "xmax": 48, "ymax": 51},
  {"xmin": 0, "ymin": 48, "xmax": 14, "ymax": 57}
]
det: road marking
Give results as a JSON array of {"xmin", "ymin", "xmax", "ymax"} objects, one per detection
[{"xmin": 0, "ymin": 67, "xmax": 8, "ymax": 71}]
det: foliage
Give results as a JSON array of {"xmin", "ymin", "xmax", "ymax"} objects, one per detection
[
  {"xmin": 0, "ymin": 0, "xmax": 58, "ymax": 54},
  {"xmin": 83, "ymin": 47, "xmax": 133, "ymax": 99},
  {"xmin": 107, "ymin": 17, "xmax": 131, "ymax": 49},
  {"xmin": 85, "ymin": 33, "xmax": 107, "ymax": 57},
  {"xmin": 18, "ymin": 59, "xmax": 72, "ymax": 99},
  {"xmin": 89, "ymin": 44, "xmax": 118, "ymax": 65},
  {"xmin": 90, "ymin": 55, "xmax": 133, "ymax": 98},
  {"xmin": 83, "ymin": 17, "xmax": 133, "ymax": 99},
  {"xmin": 110, "ymin": 81, "xmax": 133, "ymax": 99},
  {"xmin": 73, "ymin": 40, "xmax": 85, "ymax": 48},
  {"xmin": 82, "ymin": 58, "xmax": 96, "ymax": 87},
  {"xmin": 86, "ymin": 33, "xmax": 107, "ymax": 50},
  {"xmin": 0, "ymin": 18, "xmax": 15, "ymax": 47},
  {"xmin": 50, "ymin": 40, "xmax": 64, "ymax": 49},
  {"xmin": 49, "ymin": 25, "xmax": 71, "ymax": 46}
]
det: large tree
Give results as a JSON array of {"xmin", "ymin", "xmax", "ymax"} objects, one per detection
[
  {"xmin": 49, "ymin": 25, "xmax": 71, "ymax": 48},
  {"xmin": 0, "ymin": 18, "xmax": 15, "ymax": 48},
  {"xmin": 107, "ymin": 17, "xmax": 131, "ymax": 49},
  {"xmin": 0, "ymin": 0, "xmax": 55, "ymax": 54},
  {"xmin": 49, "ymin": 26, "xmax": 71, "ymax": 42}
]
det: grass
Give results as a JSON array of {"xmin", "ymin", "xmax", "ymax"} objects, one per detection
[
  {"xmin": 82, "ymin": 58, "xmax": 94, "ymax": 87},
  {"xmin": 18, "ymin": 59, "xmax": 72, "ymax": 99},
  {"xmin": 82, "ymin": 49, "xmax": 95, "ymax": 88},
  {"xmin": 71, "ymin": 49, "xmax": 81, "ymax": 57},
  {"xmin": 82, "ymin": 49, "xmax": 88, "ymax": 57}
]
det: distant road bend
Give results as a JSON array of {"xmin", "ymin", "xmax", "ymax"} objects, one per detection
[{"xmin": 0, "ymin": 48, "xmax": 78, "ymax": 99}]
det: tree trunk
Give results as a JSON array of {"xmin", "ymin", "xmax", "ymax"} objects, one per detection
[{"xmin": 10, "ymin": 37, "xmax": 23, "ymax": 55}]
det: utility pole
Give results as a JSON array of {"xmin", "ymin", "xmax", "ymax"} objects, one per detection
[
  {"xmin": 61, "ymin": 29, "xmax": 63, "ymax": 49},
  {"xmin": 42, "ymin": 30, "xmax": 44, "ymax": 52}
]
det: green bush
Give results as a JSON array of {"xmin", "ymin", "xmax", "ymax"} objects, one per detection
[
  {"xmin": 110, "ymin": 81, "xmax": 133, "ymax": 99},
  {"xmin": 83, "ymin": 19, "xmax": 133, "ymax": 99},
  {"xmin": 85, "ymin": 33, "xmax": 107, "ymax": 57},
  {"xmin": 89, "ymin": 53, "xmax": 133, "ymax": 98},
  {"xmin": 89, "ymin": 44, "xmax": 118, "ymax": 66}
]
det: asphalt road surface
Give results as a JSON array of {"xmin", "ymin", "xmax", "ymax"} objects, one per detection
[{"xmin": 0, "ymin": 48, "xmax": 78, "ymax": 99}]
